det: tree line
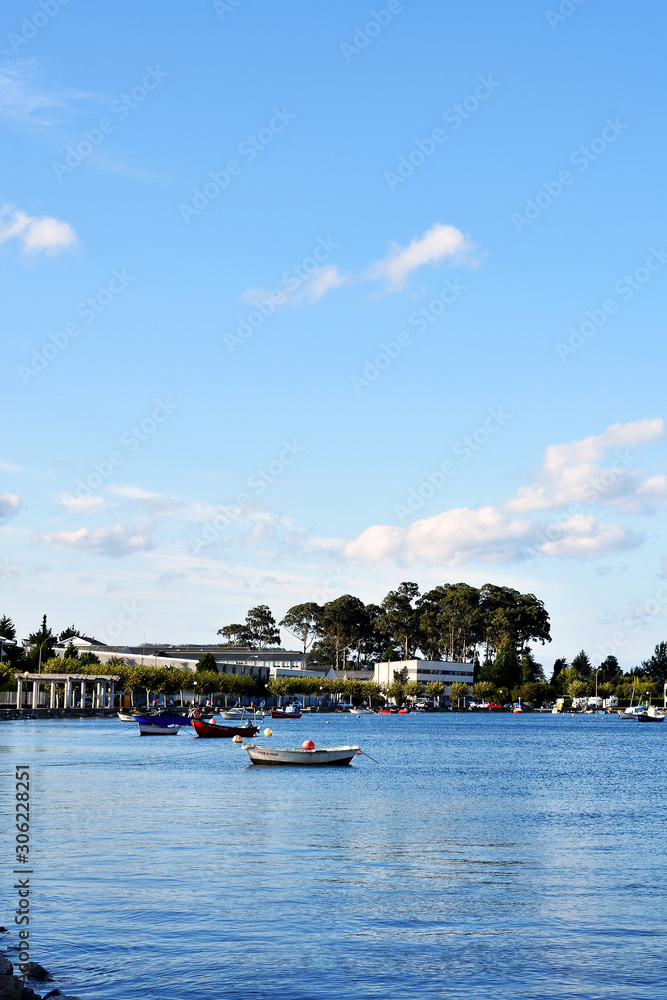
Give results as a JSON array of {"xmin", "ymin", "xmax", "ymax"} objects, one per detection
[{"xmin": 217, "ymin": 581, "xmax": 551, "ymax": 669}]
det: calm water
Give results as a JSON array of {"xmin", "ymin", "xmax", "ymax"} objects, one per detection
[{"xmin": 1, "ymin": 712, "xmax": 666, "ymax": 1000}]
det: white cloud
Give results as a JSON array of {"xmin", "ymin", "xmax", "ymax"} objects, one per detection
[
  {"xmin": 109, "ymin": 485, "xmax": 158, "ymax": 500},
  {"xmin": 54, "ymin": 493, "xmax": 105, "ymax": 514},
  {"xmin": 364, "ymin": 222, "xmax": 475, "ymax": 290},
  {"xmin": 0, "ymin": 459, "xmax": 21, "ymax": 472},
  {"xmin": 537, "ymin": 515, "xmax": 640, "ymax": 560},
  {"xmin": 504, "ymin": 417, "xmax": 665, "ymax": 514},
  {"xmin": 344, "ymin": 418, "xmax": 664, "ymax": 568},
  {"xmin": 242, "ymin": 264, "xmax": 350, "ymax": 309},
  {"xmin": 0, "ymin": 203, "xmax": 78, "ymax": 255},
  {"xmin": 240, "ymin": 222, "xmax": 476, "ymax": 307},
  {"xmin": 0, "ymin": 493, "xmax": 21, "ymax": 523},
  {"xmin": 39, "ymin": 524, "xmax": 155, "ymax": 558}
]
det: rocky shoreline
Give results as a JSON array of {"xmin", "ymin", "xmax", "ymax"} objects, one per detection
[{"xmin": 0, "ymin": 936, "xmax": 82, "ymax": 1000}]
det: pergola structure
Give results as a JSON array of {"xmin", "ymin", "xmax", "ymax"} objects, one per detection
[{"xmin": 16, "ymin": 673, "xmax": 120, "ymax": 710}]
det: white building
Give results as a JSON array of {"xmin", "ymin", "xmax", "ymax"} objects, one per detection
[{"xmin": 374, "ymin": 659, "xmax": 474, "ymax": 693}]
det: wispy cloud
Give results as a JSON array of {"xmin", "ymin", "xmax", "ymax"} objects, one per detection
[
  {"xmin": 39, "ymin": 523, "xmax": 155, "ymax": 558},
  {"xmin": 54, "ymin": 493, "xmax": 106, "ymax": 514},
  {"xmin": 0, "ymin": 203, "xmax": 78, "ymax": 255},
  {"xmin": 0, "ymin": 459, "xmax": 21, "ymax": 472},
  {"xmin": 363, "ymin": 222, "xmax": 476, "ymax": 290},
  {"xmin": 240, "ymin": 222, "xmax": 477, "ymax": 308},
  {"xmin": 0, "ymin": 61, "xmax": 100, "ymax": 132}
]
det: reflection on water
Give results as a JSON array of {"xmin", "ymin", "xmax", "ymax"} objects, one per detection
[{"xmin": 1, "ymin": 713, "xmax": 665, "ymax": 999}]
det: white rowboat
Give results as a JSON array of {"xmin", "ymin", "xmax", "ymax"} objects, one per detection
[
  {"xmin": 243, "ymin": 743, "xmax": 360, "ymax": 766},
  {"xmin": 138, "ymin": 723, "xmax": 181, "ymax": 736}
]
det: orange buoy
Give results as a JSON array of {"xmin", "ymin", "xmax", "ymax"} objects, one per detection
[
  {"xmin": 302, "ymin": 740, "xmax": 315, "ymax": 750},
  {"xmin": 210, "ymin": 719, "xmax": 216, "ymax": 724}
]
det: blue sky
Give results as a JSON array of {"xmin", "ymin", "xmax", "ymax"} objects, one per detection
[{"xmin": 2, "ymin": 0, "xmax": 667, "ymax": 670}]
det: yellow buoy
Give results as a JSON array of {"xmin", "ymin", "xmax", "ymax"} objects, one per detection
[
  {"xmin": 263, "ymin": 727, "xmax": 273, "ymax": 737},
  {"xmin": 232, "ymin": 734, "xmax": 243, "ymax": 743}
]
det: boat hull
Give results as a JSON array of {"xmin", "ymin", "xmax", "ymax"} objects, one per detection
[
  {"xmin": 192, "ymin": 719, "xmax": 260, "ymax": 738},
  {"xmin": 269, "ymin": 709, "xmax": 302, "ymax": 719},
  {"xmin": 243, "ymin": 743, "xmax": 360, "ymax": 766},
  {"xmin": 133, "ymin": 712, "xmax": 194, "ymax": 727},
  {"xmin": 138, "ymin": 723, "xmax": 180, "ymax": 735}
]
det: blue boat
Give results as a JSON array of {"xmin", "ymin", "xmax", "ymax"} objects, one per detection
[{"xmin": 133, "ymin": 711, "xmax": 195, "ymax": 727}]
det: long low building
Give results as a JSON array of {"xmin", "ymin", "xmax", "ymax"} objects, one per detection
[
  {"xmin": 52, "ymin": 638, "xmax": 308, "ymax": 682},
  {"xmin": 374, "ymin": 659, "xmax": 474, "ymax": 692}
]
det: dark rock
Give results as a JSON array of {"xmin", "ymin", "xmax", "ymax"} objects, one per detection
[
  {"xmin": 0, "ymin": 973, "xmax": 24, "ymax": 998},
  {"xmin": 22, "ymin": 989, "xmax": 41, "ymax": 1000},
  {"xmin": 0, "ymin": 929, "xmax": 8, "ymax": 933},
  {"xmin": 42, "ymin": 993, "xmax": 63, "ymax": 999},
  {"xmin": 0, "ymin": 960, "xmax": 12, "ymax": 977},
  {"xmin": 24, "ymin": 968, "xmax": 51, "ymax": 984}
]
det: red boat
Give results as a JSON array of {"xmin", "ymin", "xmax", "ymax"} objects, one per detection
[
  {"xmin": 378, "ymin": 708, "xmax": 397, "ymax": 715},
  {"xmin": 398, "ymin": 708, "xmax": 410, "ymax": 714},
  {"xmin": 191, "ymin": 718, "xmax": 260, "ymax": 738},
  {"xmin": 269, "ymin": 708, "xmax": 302, "ymax": 719}
]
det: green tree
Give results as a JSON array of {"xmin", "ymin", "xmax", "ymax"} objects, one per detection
[
  {"xmin": 404, "ymin": 680, "xmax": 425, "ymax": 704},
  {"xmin": 64, "ymin": 640, "xmax": 79, "ymax": 660},
  {"xmin": 598, "ymin": 654, "xmax": 621, "ymax": 683},
  {"xmin": 216, "ymin": 623, "xmax": 251, "ymax": 646},
  {"xmin": 472, "ymin": 681, "xmax": 496, "ymax": 703},
  {"xmin": 551, "ymin": 657, "xmax": 568, "ymax": 685},
  {"xmin": 279, "ymin": 603, "xmax": 322, "ymax": 654},
  {"xmin": 26, "ymin": 614, "xmax": 56, "ymax": 668},
  {"xmin": 568, "ymin": 678, "xmax": 590, "ymax": 700},
  {"xmin": 449, "ymin": 681, "xmax": 470, "ymax": 708},
  {"xmin": 375, "ymin": 582, "xmax": 421, "ymax": 660},
  {"xmin": 245, "ymin": 605, "xmax": 280, "ymax": 649},
  {"xmin": 59, "ymin": 624, "xmax": 81, "ymax": 640},
  {"xmin": 319, "ymin": 595, "xmax": 370, "ymax": 669},
  {"xmin": 641, "ymin": 641, "xmax": 667, "ymax": 683},
  {"xmin": 0, "ymin": 615, "xmax": 17, "ymax": 640},
  {"xmin": 384, "ymin": 679, "xmax": 405, "ymax": 706},
  {"xmin": 196, "ymin": 652, "xmax": 219, "ymax": 672},
  {"xmin": 425, "ymin": 681, "xmax": 445, "ymax": 704},
  {"xmin": 571, "ymin": 650, "xmax": 592, "ymax": 677},
  {"xmin": 79, "ymin": 652, "xmax": 101, "ymax": 666}
]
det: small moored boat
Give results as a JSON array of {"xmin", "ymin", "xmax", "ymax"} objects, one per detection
[
  {"xmin": 192, "ymin": 718, "xmax": 260, "ymax": 738},
  {"xmin": 117, "ymin": 711, "xmax": 135, "ymax": 721},
  {"xmin": 138, "ymin": 723, "xmax": 181, "ymax": 736},
  {"xmin": 636, "ymin": 706, "xmax": 665, "ymax": 723},
  {"xmin": 269, "ymin": 706, "xmax": 302, "ymax": 719},
  {"xmin": 243, "ymin": 743, "xmax": 360, "ymax": 766}
]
